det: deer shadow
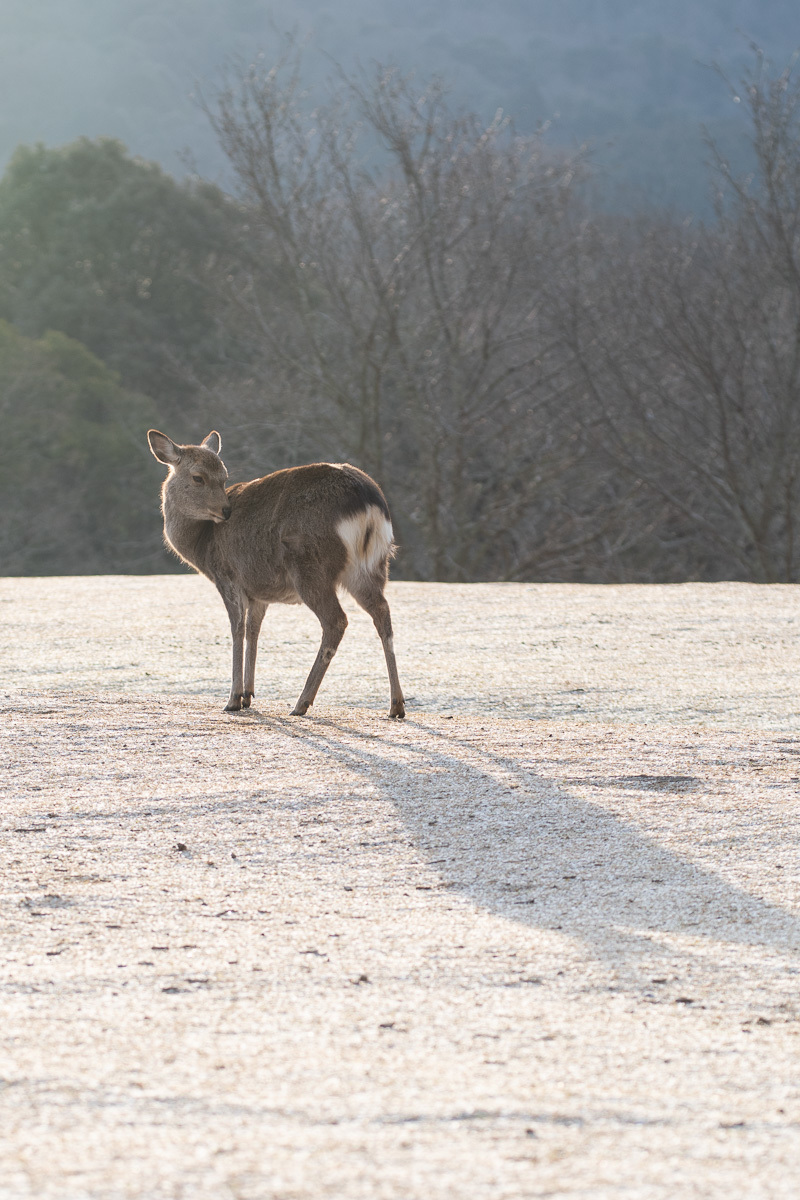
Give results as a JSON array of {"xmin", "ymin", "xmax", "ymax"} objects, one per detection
[{"xmin": 241, "ymin": 710, "xmax": 800, "ymax": 993}]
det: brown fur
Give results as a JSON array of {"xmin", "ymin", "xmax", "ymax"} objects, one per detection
[{"xmin": 147, "ymin": 430, "xmax": 405, "ymax": 717}]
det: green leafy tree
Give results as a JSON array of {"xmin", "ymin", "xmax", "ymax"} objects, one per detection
[
  {"xmin": 0, "ymin": 137, "xmax": 246, "ymax": 421},
  {"xmin": 0, "ymin": 319, "xmax": 170, "ymax": 574}
]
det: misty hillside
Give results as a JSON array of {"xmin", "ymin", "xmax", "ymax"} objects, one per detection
[
  {"xmin": 2, "ymin": 43, "xmax": 800, "ymax": 582},
  {"xmin": 2, "ymin": 0, "xmax": 799, "ymax": 213}
]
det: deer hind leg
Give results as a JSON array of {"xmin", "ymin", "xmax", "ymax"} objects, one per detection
[
  {"xmin": 242, "ymin": 600, "xmax": 268, "ymax": 708},
  {"xmin": 349, "ymin": 575, "xmax": 405, "ymax": 719},
  {"xmin": 289, "ymin": 585, "xmax": 348, "ymax": 716}
]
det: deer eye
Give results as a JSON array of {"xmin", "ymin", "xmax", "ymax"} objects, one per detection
[{"xmin": 191, "ymin": 474, "xmax": 205, "ymax": 485}]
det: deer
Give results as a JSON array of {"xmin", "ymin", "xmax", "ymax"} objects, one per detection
[{"xmin": 147, "ymin": 430, "xmax": 405, "ymax": 719}]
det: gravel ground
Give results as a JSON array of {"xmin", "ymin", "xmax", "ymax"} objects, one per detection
[{"xmin": 1, "ymin": 577, "xmax": 799, "ymax": 1199}]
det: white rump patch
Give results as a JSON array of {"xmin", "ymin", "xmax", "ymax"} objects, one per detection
[{"xmin": 336, "ymin": 505, "xmax": 394, "ymax": 591}]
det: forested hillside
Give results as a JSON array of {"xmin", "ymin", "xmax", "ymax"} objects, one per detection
[
  {"xmin": 0, "ymin": 321, "xmax": 158, "ymax": 573},
  {"xmin": 1, "ymin": 0, "xmax": 799, "ymax": 213},
  {"xmin": 2, "ymin": 48, "xmax": 800, "ymax": 582},
  {"xmin": 0, "ymin": 139, "xmax": 248, "ymax": 408}
]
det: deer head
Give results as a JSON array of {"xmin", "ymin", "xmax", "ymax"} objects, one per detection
[{"xmin": 147, "ymin": 430, "xmax": 232, "ymax": 523}]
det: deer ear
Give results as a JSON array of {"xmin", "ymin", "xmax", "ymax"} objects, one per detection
[
  {"xmin": 201, "ymin": 430, "xmax": 222, "ymax": 455},
  {"xmin": 147, "ymin": 430, "xmax": 182, "ymax": 466}
]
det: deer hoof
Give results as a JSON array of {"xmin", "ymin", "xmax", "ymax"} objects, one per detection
[
  {"xmin": 241, "ymin": 692, "xmax": 253, "ymax": 709},
  {"xmin": 389, "ymin": 700, "xmax": 406, "ymax": 719},
  {"xmin": 224, "ymin": 695, "xmax": 243, "ymax": 712},
  {"xmin": 289, "ymin": 702, "xmax": 310, "ymax": 716}
]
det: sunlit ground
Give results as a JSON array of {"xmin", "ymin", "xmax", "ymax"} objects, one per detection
[{"xmin": 1, "ymin": 578, "xmax": 799, "ymax": 1199}]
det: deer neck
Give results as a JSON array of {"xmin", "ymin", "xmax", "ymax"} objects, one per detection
[{"xmin": 161, "ymin": 481, "xmax": 214, "ymax": 572}]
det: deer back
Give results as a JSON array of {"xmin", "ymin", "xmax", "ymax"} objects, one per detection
[{"xmin": 197, "ymin": 463, "xmax": 392, "ymax": 601}]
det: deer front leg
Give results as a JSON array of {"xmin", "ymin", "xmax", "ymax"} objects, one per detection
[
  {"xmin": 241, "ymin": 600, "xmax": 268, "ymax": 708},
  {"xmin": 219, "ymin": 588, "xmax": 247, "ymax": 711}
]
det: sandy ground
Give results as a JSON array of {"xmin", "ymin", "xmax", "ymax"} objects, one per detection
[{"xmin": 1, "ymin": 577, "xmax": 799, "ymax": 1199}]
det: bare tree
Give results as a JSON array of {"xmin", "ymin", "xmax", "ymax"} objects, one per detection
[
  {"xmin": 204, "ymin": 48, "xmax": 628, "ymax": 580},
  {"xmin": 553, "ymin": 52, "xmax": 800, "ymax": 581}
]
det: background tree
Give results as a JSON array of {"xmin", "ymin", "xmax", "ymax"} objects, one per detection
[
  {"xmin": 0, "ymin": 137, "xmax": 249, "ymax": 426},
  {"xmin": 1, "ymin": 47, "xmax": 799, "ymax": 581},
  {"xmin": 554, "ymin": 53, "xmax": 800, "ymax": 581},
  {"xmin": 0, "ymin": 320, "xmax": 163, "ymax": 573},
  {"xmin": 206, "ymin": 52, "xmax": 639, "ymax": 580}
]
